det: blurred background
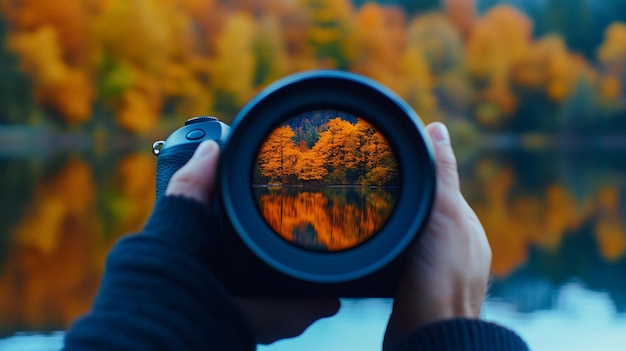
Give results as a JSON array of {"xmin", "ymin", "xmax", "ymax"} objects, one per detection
[{"xmin": 0, "ymin": 0, "xmax": 625, "ymax": 350}]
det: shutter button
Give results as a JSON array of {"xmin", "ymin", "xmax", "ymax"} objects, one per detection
[{"xmin": 186, "ymin": 129, "xmax": 205, "ymax": 140}]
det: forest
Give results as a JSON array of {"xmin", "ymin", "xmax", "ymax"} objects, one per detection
[
  {"xmin": 0, "ymin": 0, "xmax": 624, "ymax": 134},
  {"xmin": 255, "ymin": 115, "xmax": 398, "ymax": 185}
]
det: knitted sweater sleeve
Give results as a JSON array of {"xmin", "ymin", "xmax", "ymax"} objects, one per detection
[
  {"xmin": 391, "ymin": 318, "xmax": 530, "ymax": 351},
  {"xmin": 62, "ymin": 196, "xmax": 255, "ymax": 351}
]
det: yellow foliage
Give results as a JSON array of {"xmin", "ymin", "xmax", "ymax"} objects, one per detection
[
  {"xmin": 595, "ymin": 219, "xmax": 626, "ymax": 262},
  {"xmin": 599, "ymin": 76, "xmax": 622, "ymax": 102},
  {"xmin": 162, "ymin": 62, "xmax": 213, "ymax": 117},
  {"xmin": 471, "ymin": 166, "xmax": 583, "ymax": 275},
  {"xmin": 466, "ymin": 5, "xmax": 532, "ymax": 80},
  {"xmin": 399, "ymin": 47, "xmax": 436, "ymax": 116},
  {"xmin": 116, "ymin": 89, "xmax": 160, "ymax": 133},
  {"xmin": 94, "ymin": 0, "xmax": 175, "ymax": 71},
  {"xmin": 212, "ymin": 12, "xmax": 257, "ymax": 104},
  {"xmin": 8, "ymin": 26, "xmax": 94, "ymax": 123},
  {"xmin": 46, "ymin": 69, "xmax": 94, "ymax": 124},
  {"xmin": 598, "ymin": 22, "xmax": 626, "ymax": 69},
  {"xmin": 109, "ymin": 153, "xmax": 157, "ymax": 235},
  {"xmin": 352, "ymin": 3, "xmax": 407, "ymax": 93},
  {"xmin": 254, "ymin": 16, "xmax": 290, "ymax": 85},
  {"xmin": 483, "ymin": 80, "xmax": 517, "ymax": 115},
  {"xmin": 12, "ymin": 160, "xmax": 95, "ymax": 254},
  {"xmin": 1, "ymin": 0, "xmax": 95, "ymax": 63},
  {"xmin": 406, "ymin": 13, "xmax": 463, "ymax": 74},
  {"xmin": 512, "ymin": 36, "xmax": 567, "ymax": 90},
  {"xmin": 0, "ymin": 160, "xmax": 101, "ymax": 329}
]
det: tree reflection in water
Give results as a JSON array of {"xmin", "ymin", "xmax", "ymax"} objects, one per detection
[
  {"xmin": 254, "ymin": 187, "xmax": 399, "ymax": 252},
  {"xmin": 1, "ymin": 148, "xmax": 626, "ymax": 338}
]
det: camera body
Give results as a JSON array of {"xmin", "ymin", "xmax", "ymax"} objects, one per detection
[
  {"xmin": 155, "ymin": 116, "xmax": 405, "ymax": 297},
  {"xmin": 154, "ymin": 71, "xmax": 436, "ymax": 298}
]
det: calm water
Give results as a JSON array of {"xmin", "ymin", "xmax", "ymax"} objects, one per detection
[
  {"xmin": 253, "ymin": 186, "xmax": 398, "ymax": 252},
  {"xmin": 0, "ymin": 145, "xmax": 625, "ymax": 350}
]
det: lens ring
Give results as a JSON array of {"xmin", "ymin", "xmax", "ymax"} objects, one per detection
[{"xmin": 220, "ymin": 70, "xmax": 436, "ymax": 283}]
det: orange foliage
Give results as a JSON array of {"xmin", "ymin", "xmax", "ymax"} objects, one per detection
[
  {"xmin": 466, "ymin": 5, "xmax": 532, "ymax": 80},
  {"xmin": 257, "ymin": 188, "xmax": 394, "ymax": 251},
  {"xmin": 1, "ymin": 0, "xmax": 95, "ymax": 64},
  {"xmin": 256, "ymin": 118, "xmax": 398, "ymax": 185},
  {"xmin": 314, "ymin": 118, "xmax": 361, "ymax": 172},
  {"xmin": 212, "ymin": 12, "xmax": 257, "ymax": 104},
  {"xmin": 442, "ymin": 0, "xmax": 476, "ymax": 38},
  {"xmin": 352, "ymin": 3, "xmax": 405, "ymax": 91},
  {"xmin": 471, "ymin": 161, "xmax": 592, "ymax": 276},
  {"xmin": 296, "ymin": 149, "xmax": 328, "ymax": 181},
  {"xmin": 0, "ymin": 159, "xmax": 100, "ymax": 331},
  {"xmin": 598, "ymin": 23, "xmax": 626, "ymax": 71},
  {"xmin": 7, "ymin": 26, "xmax": 94, "ymax": 124},
  {"xmin": 3, "ymin": 0, "xmax": 623, "ymax": 130},
  {"xmin": 257, "ymin": 125, "xmax": 299, "ymax": 182},
  {"xmin": 594, "ymin": 186, "xmax": 626, "ymax": 261},
  {"xmin": 595, "ymin": 219, "xmax": 626, "ymax": 262}
]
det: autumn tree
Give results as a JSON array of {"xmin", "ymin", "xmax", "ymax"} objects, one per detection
[
  {"xmin": 256, "ymin": 125, "xmax": 300, "ymax": 183},
  {"xmin": 466, "ymin": 5, "xmax": 532, "ymax": 128},
  {"xmin": 296, "ymin": 0, "xmax": 356, "ymax": 69},
  {"xmin": 253, "ymin": 15, "xmax": 289, "ymax": 86},
  {"xmin": 7, "ymin": 26, "xmax": 94, "ymax": 125},
  {"xmin": 94, "ymin": 0, "xmax": 175, "ymax": 131},
  {"xmin": 313, "ymin": 117, "xmax": 361, "ymax": 183},
  {"xmin": 212, "ymin": 12, "xmax": 257, "ymax": 118},
  {"xmin": 295, "ymin": 149, "xmax": 328, "ymax": 181},
  {"xmin": 597, "ymin": 23, "xmax": 626, "ymax": 111},
  {"xmin": 351, "ymin": 3, "xmax": 405, "ymax": 92},
  {"xmin": 358, "ymin": 120, "xmax": 399, "ymax": 186}
]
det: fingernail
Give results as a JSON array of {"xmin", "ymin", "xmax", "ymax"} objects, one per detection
[
  {"xmin": 196, "ymin": 140, "xmax": 218, "ymax": 158},
  {"xmin": 432, "ymin": 123, "xmax": 450, "ymax": 145}
]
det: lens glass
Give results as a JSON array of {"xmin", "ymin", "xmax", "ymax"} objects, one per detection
[{"xmin": 252, "ymin": 110, "xmax": 400, "ymax": 252}]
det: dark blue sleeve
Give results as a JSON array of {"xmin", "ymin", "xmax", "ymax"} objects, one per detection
[
  {"xmin": 390, "ymin": 318, "xmax": 530, "ymax": 351},
  {"xmin": 62, "ymin": 196, "xmax": 255, "ymax": 351}
]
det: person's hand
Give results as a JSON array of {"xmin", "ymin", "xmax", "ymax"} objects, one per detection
[
  {"xmin": 165, "ymin": 140, "xmax": 340, "ymax": 344},
  {"xmin": 383, "ymin": 122, "xmax": 492, "ymax": 349}
]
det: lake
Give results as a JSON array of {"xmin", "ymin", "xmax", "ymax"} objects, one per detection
[
  {"xmin": 0, "ymin": 143, "xmax": 625, "ymax": 350},
  {"xmin": 252, "ymin": 186, "xmax": 399, "ymax": 252}
]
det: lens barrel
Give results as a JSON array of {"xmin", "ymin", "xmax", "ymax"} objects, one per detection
[{"xmin": 220, "ymin": 70, "xmax": 436, "ymax": 283}]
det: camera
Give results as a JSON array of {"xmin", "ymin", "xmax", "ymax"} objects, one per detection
[{"xmin": 153, "ymin": 71, "xmax": 435, "ymax": 297}]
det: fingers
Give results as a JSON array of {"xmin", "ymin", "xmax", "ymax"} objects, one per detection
[
  {"xmin": 165, "ymin": 140, "xmax": 220, "ymax": 205},
  {"xmin": 426, "ymin": 122, "xmax": 460, "ymax": 193},
  {"xmin": 237, "ymin": 298, "xmax": 340, "ymax": 344}
]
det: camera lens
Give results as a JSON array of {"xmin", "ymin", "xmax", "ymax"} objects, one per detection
[
  {"xmin": 252, "ymin": 110, "xmax": 400, "ymax": 252},
  {"xmin": 220, "ymin": 70, "xmax": 435, "ymax": 283}
]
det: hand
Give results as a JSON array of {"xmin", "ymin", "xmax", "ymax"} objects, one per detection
[
  {"xmin": 166, "ymin": 140, "xmax": 340, "ymax": 344},
  {"xmin": 383, "ymin": 122, "xmax": 492, "ymax": 349}
]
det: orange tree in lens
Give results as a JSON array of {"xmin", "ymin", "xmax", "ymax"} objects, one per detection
[
  {"xmin": 255, "ymin": 117, "xmax": 398, "ymax": 186},
  {"xmin": 254, "ymin": 116, "xmax": 399, "ymax": 250}
]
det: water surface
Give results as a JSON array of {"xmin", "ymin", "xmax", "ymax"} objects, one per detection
[{"xmin": 0, "ymin": 145, "xmax": 625, "ymax": 350}]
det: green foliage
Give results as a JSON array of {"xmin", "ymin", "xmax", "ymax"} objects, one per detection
[{"xmin": 0, "ymin": 15, "xmax": 34, "ymax": 124}]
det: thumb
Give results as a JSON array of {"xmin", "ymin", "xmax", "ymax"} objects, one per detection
[
  {"xmin": 426, "ymin": 122, "xmax": 460, "ymax": 192},
  {"xmin": 165, "ymin": 140, "xmax": 220, "ymax": 205}
]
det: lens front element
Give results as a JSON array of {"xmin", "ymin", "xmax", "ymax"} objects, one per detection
[{"xmin": 253, "ymin": 110, "xmax": 400, "ymax": 252}]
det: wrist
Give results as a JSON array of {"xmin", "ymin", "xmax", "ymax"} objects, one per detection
[{"xmin": 142, "ymin": 195, "xmax": 216, "ymax": 260}]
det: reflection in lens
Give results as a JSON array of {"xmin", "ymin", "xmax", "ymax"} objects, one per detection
[{"xmin": 253, "ymin": 110, "xmax": 400, "ymax": 252}]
